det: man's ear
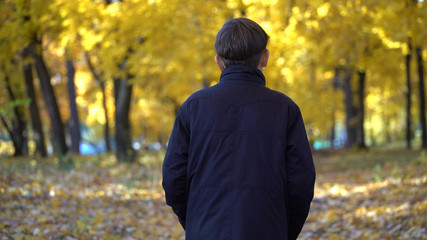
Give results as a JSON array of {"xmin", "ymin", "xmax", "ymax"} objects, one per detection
[
  {"xmin": 260, "ymin": 49, "xmax": 269, "ymax": 68},
  {"xmin": 215, "ymin": 56, "xmax": 226, "ymax": 72}
]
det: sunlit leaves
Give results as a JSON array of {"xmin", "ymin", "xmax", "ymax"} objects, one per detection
[
  {"xmin": 300, "ymin": 150, "xmax": 427, "ymax": 239},
  {"xmin": 1, "ymin": 151, "xmax": 426, "ymax": 239},
  {"xmin": 0, "ymin": 153, "xmax": 184, "ymax": 239}
]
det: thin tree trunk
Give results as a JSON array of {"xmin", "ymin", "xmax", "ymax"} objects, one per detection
[
  {"xmin": 0, "ymin": 115, "xmax": 16, "ymax": 149},
  {"xmin": 66, "ymin": 59, "xmax": 81, "ymax": 154},
  {"xmin": 343, "ymin": 68, "xmax": 357, "ymax": 148},
  {"xmin": 114, "ymin": 77, "xmax": 135, "ymax": 162},
  {"xmin": 85, "ymin": 52, "xmax": 111, "ymax": 151},
  {"xmin": 382, "ymin": 109, "xmax": 392, "ymax": 143},
  {"xmin": 105, "ymin": 0, "xmax": 134, "ymax": 161},
  {"xmin": 99, "ymin": 80, "xmax": 111, "ymax": 151},
  {"xmin": 357, "ymin": 70, "xmax": 366, "ymax": 149},
  {"xmin": 23, "ymin": 47, "xmax": 47, "ymax": 157},
  {"xmin": 405, "ymin": 40, "xmax": 413, "ymax": 149},
  {"xmin": 415, "ymin": 47, "xmax": 426, "ymax": 149},
  {"xmin": 29, "ymin": 42, "xmax": 68, "ymax": 155},
  {"xmin": 4, "ymin": 75, "xmax": 27, "ymax": 156},
  {"xmin": 330, "ymin": 67, "xmax": 341, "ymax": 148}
]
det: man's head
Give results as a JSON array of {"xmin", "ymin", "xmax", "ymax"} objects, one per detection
[{"xmin": 214, "ymin": 18, "xmax": 270, "ymax": 71}]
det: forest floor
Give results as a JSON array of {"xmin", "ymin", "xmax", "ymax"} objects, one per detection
[{"xmin": 0, "ymin": 149, "xmax": 426, "ymax": 239}]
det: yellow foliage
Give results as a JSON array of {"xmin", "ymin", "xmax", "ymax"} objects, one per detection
[{"xmin": 0, "ymin": 0, "xmax": 426, "ymax": 145}]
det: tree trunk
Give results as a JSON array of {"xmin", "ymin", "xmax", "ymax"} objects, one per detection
[
  {"xmin": 66, "ymin": 59, "xmax": 81, "ymax": 154},
  {"xmin": 105, "ymin": 0, "xmax": 134, "ymax": 160},
  {"xmin": 415, "ymin": 47, "xmax": 426, "ymax": 149},
  {"xmin": 329, "ymin": 68, "xmax": 341, "ymax": 148},
  {"xmin": 29, "ymin": 42, "xmax": 68, "ymax": 155},
  {"xmin": 99, "ymin": 80, "xmax": 111, "ymax": 152},
  {"xmin": 202, "ymin": 76, "xmax": 210, "ymax": 89},
  {"xmin": 114, "ymin": 78, "xmax": 135, "ymax": 162},
  {"xmin": 23, "ymin": 47, "xmax": 47, "ymax": 157},
  {"xmin": 4, "ymin": 75, "xmax": 27, "ymax": 156},
  {"xmin": 343, "ymin": 68, "xmax": 357, "ymax": 148},
  {"xmin": 405, "ymin": 40, "xmax": 413, "ymax": 149},
  {"xmin": 357, "ymin": 70, "xmax": 367, "ymax": 149},
  {"xmin": 0, "ymin": 115, "xmax": 15, "ymax": 143},
  {"xmin": 85, "ymin": 52, "xmax": 111, "ymax": 151}
]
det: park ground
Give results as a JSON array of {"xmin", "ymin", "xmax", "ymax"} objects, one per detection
[{"xmin": 0, "ymin": 149, "xmax": 426, "ymax": 239}]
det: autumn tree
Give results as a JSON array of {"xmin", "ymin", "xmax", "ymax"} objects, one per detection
[
  {"xmin": 410, "ymin": 0, "xmax": 427, "ymax": 149},
  {"xmin": 0, "ymin": 3, "xmax": 28, "ymax": 156},
  {"xmin": 1, "ymin": 0, "xmax": 426, "ymax": 156},
  {"xmin": 22, "ymin": 47, "xmax": 47, "ymax": 156},
  {"xmin": 66, "ymin": 57, "xmax": 81, "ymax": 154},
  {"xmin": 0, "ymin": 64, "xmax": 28, "ymax": 156},
  {"xmin": 18, "ymin": 0, "xmax": 69, "ymax": 155},
  {"xmin": 85, "ymin": 51, "xmax": 112, "ymax": 152}
]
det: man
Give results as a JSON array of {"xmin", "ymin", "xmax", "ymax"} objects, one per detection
[{"xmin": 163, "ymin": 18, "xmax": 315, "ymax": 240}]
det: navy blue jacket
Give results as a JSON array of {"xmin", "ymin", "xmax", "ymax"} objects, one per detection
[{"xmin": 163, "ymin": 65, "xmax": 315, "ymax": 240}]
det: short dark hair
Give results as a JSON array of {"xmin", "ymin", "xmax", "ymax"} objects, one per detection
[{"xmin": 215, "ymin": 18, "xmax": 269, "ymax": 68}]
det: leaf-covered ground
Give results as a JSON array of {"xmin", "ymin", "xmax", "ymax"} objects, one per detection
[
  {"xmin": 301, "ymin": 150, "xmax": 427, "ymax": 240},
  {"xmin": 1, "ymin": 150, "xmax": 426, "ymax": 239}
]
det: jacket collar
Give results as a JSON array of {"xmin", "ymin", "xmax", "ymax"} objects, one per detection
[{"xmin": 219, "ymin": 64, "xmax": 266, "ymax": 85}]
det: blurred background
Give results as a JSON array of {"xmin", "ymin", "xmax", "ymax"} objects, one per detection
[
  {"xmin": 0, "ymin": 0, "xmax": 426, "ymax": 159},
  {"xmin": 1, "ymin": 1, "xmax": 427, "ymax": 239}
]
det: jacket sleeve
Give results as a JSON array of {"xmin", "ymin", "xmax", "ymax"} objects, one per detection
[
  {"xmin": 162, "ymin": 105, "xmax": 190, "ymax": 229},
  {"xmin": 285, "ymin": 106, "xmax": 316, "ymax": 240}
]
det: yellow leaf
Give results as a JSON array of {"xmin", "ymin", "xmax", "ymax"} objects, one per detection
[
  {"xmin": 92, "ymin": 216, "xmax": 104, "ymax": 223},
  {"xmin": 50, "ymin": 198, "xmax": 61, "ymax": 208},
  {"xmin": 76, "ymin": 220, "xmax": 86, "ymax": 231}
]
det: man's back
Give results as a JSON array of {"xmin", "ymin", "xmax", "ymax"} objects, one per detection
[{"xmin": 163, "ymin": 65, "xmax": 315, "ymax": 240}]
